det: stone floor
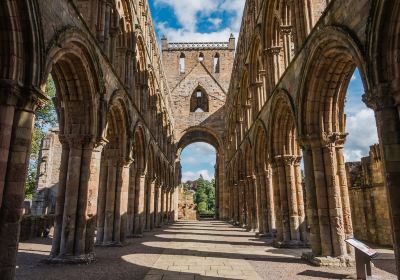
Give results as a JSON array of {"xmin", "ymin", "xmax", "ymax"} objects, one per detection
[{"xmin": 16, "ymin": 220, "xmax": 397, "ymax": 280}]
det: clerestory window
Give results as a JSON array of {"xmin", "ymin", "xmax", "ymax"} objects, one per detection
[{"xmin": 190, "ymin": 88, "xmax": 209, "ymax": 112}]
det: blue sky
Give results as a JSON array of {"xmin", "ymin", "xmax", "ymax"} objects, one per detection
[{"xmin": 148, "ymin": 1, "xmax": 378, "ymax": 181}]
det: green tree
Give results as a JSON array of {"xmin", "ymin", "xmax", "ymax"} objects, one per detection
[
  {"xmin": 192, "ymin": 175, "xmax": 216, "ymax": 214},
  {"xmin": 25, "ymin": 76, "xmax": 57, "ymax": 199}
]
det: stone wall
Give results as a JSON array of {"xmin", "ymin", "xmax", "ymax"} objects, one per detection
[
  {"xmin": 178, "ymin": 186, "xmax": 198, "ymax": 221},
  {"xmin": 346, "ymin": 144, "xmax": 393, "ymax": 246},
  {"xmin": 31, "ymin": 128, "xmax": 62, "ymax": 216},
  {"xmin": 19, "ymin": 215, "xmax": 55, "ymax": 242}
]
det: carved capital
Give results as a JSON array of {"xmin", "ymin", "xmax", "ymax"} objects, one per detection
[
  {"xmin": 362, "ymin": 90, "xmax": 396, "ymax": 111},
  {"xmin": 321, "ymin": 132, "xmax": 348, "ymax": 147},
  {"xmin": 280, "ymin": 25, "xmax": 293, "ymax": 35},
  {"xmin": 264, "ymin": 46, "xmax": 282, "ymax": 56}
]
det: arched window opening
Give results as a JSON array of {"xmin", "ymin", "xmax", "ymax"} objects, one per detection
[
  {"xmin": 198, "ymin": 52, "xmax": 204, "ymax": 62},
  {"xmin": 190, "ymin": 88, "xmax": 209, "ymax": 112},
  {"xmin": 213, "ymin": 53, "xmax": 220, "ymax": 73},
  {"xmin": 179, "ymin": 52, "xmax": 185, "ymax": 74}
]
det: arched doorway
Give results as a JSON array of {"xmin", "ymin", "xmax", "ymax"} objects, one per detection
[{"xmin": 176, "ymin": 128, "xmax": 226, "ymax": 219}]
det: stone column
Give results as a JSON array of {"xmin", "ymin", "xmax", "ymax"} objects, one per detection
[
  {"xmin": 294, "ymin": 156, "xmax": 307, "ymax": 242},
  {"xmin": 248, "ymin": 175, "xmax": 258, "ymax": 231},
  {"xmin": 0, "ymin": 85, "xmax": 38, "ymax": 278},
  {"xmin": 301, "ymin": 143, "xmax": 321, "ymax": 254},
  {"xmin": 147, "ymin": 178, "xmax": 156, "ymax": 230},
  {"xmin": 238, "ymin": 180, "xmax": 245, "ymax": 226},
  {"xmin": 256, "ymin": 172, "xmax": 267, "ymax": 235},
  {"xmin": 165, "ymin": 190, "xmax": 170, "ymax": 223},
  {"xmin": 133, "ymin": 172, "xmax": 146, "ymax": 237},
  {"xmin": 127, "ymin": 166, "xmax": 137, "ymax": 235},
  {"xmin": 233, "ymin": 183, "xmax": 238, "ymax": 224},
  {"xmin": 265, "ymin": 168, "xmax": 276, "ymax": 234},
  {"xmin": 155, "ymin": 184, "xmax": 161, "ymax": 227},
  {"xmin": 265, "ymin": 46, "xmax": 282, "ymax": 86},
  {"xmin": 280, "ymin": 25, "xmax": 293, "ymax": 68},
  {"xmin": 102, "ymin": 155, "xmax": 117, "ymax": 244},
  {"xmin": 364, "ymin": 92, "xmax": 400, "ymax": 274},
  {"xmin": 336, "ymin": 144, "xmax": 353, "ymax": 250},
  {"xmin": 271, "ymin": 161, "xmax": 283, "ymax": 241},
  {"xmin": 51, "ymin": 136, "xmax": 103, "ymax": 262},
  {"xmin": 95, "ymin": 153, "xmax": 108, "ymax": 244},
  {"xmin": 274, "ymin": 156, "xmax": 291, "ymax": 243},
  {"xmin": 75, "ymin": 141, "xmax": 104, "ymax": 251},
  {"xmin": 160, "ymin": 188, "xmax": 165, "ymax": 225}
]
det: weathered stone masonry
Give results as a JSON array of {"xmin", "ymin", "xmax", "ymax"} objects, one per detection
[{"xmin": 224, "ymin": 0, "xmax": 400, "ymax": 274}]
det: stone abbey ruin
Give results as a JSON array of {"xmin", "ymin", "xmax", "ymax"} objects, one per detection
[{"xmin": 1, "ymin": 0, "xmax": 400, "ymax": 279}]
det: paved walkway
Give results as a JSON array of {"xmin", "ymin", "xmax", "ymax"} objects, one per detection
[{"xmin": 17, "ymin": 220, "xmax": 397, "ymax": 280}]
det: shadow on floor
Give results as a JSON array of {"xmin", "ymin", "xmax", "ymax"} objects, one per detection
[{"xmin": 297, "ymin": 270, "xmax": 350, "ymax": 279}]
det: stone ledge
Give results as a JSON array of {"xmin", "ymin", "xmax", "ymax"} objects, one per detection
[
  {"xmin": 301, "ymin": 252, "xmax": 355, "ymax": 267},
  {"xmin": 43, "ymin": 253, "xmax": 96, "ymax": 265}
]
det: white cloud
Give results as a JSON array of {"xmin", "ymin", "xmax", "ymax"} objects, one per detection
[
  {"xmin": 155, "ymin": 0, "xmax": 219, "ymax": 32},
  {"xmin": 181, "ymin": 142, "xmax": 216, "ymax": 165},
  {"xmin": 351, "ymin": 74, "xmax": 357, "ymax": 81},
  {"xmin": 155, "ymin": 0, "xmax": 245, "ymax": 42},
  {"xmin": 182, "ymin": 169, "xmax": 214, "ymax": 182},
  {"xmin": 158, "ymin": 23, "xmax": 234, "ymax": 42},
  {"xmin": 208, "ymin": 18, "xmax": 222, "ymax": 28},
  {"xmin": 344, "ymin": 108, "xmax": 378, "ymax": 162}
]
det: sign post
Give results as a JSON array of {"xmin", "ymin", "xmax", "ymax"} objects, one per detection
[{"xmin": 345, "ymin": 238, "xmax": 378, "ymax": 280}]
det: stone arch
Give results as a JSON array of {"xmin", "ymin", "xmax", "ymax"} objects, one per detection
[
  {"xmin": 250, "ymin": 34, "xmax": 267, "ymax": 111},
  {"xmin": 268, "ymin": 89, "xmax": 306, "ymax": 246},
  {"xmin": 130, "ymin": 123, "xmax": 147, "ymax": 236},
  {"xmin": 135, "ymin": 34, "xmax": 147, "ymax": 111},
  {"xmin": 44, "ymin": 28, "xmax": 104, "ymax": 140},
  {"xmin": 298, "ymin": 26, "xmax": 368, "ymax": 138},
  {"xmin": 253, "ymin": 121, "xmax": 275, "ymax": 235},
  {"xmin": 43, "ymin": 29, "xmax": 107, "ymax": 262},
  {"xmin": 144, "ymin": 143, "xmax": 157, "ymax": 231},
  {"xmin": 177, "ymin": 127, "xmax": 222, "ymax": 154},
  {"xmin": 368, "ymin": 1, "xmax": 400, "ymax": 98},
  {"xmin": 240, "ymin": 71, "xmax": 251, "ymax": 131},
  {"xmin": 297, "ymin": 26, "xmax": 367, "ymax": 259},
  {"xmin": 0, "ymin": 0, "xmax": 42, "ymax": 85}
]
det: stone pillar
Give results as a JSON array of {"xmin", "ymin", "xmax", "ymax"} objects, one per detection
[
  {"xmin": 238, "ymin": 180, "xmax": 245, "ymax": 226},
  {"xmin": 271, "ymin": 161, "xmax": 283, "ymax": 241},
  {"xmin": 165, "ymin": 190, "xmax": 170, "ymax": 223},
  {"xmin": 0, "ymin": 85, "xmax": 38, "ymax": 278},
  {"xmin": 265, "ymin": 46, "xmax": 282, "ymax": 86},
  {"xmin": 364, "ymin": 92, "xmax": 400, "ymax": 275},
  {"xmin": 127, "ymin": 166, "xmax": 136, "ymax": 235},
  {"xmin": 155, "ymin": 184, "xmax": 162, "ymax": 227},
  {"xmin": 336, "ymin": 145, "xmax": 353, "ymax": 252},
  {"xmin": 102, "ymin": 156, "xmax": 117, "ymax": 243},
  {"xmin": 265, "ymin": 169, "xmax": 276, "ymax": 234},
  {"xmin": 133, "ymin": 172, "xmax": 146, "ymax": 237},
  {"xmin": 294, "ymin": 156, "xmax": 307, "ymax": 242},
  {"xmin": 232, "ymin": 183, "xmax": 238, "ymax": 224},
  {"xmin": 301, "ymin": 133, "xmax": 352, "ymax": 264},
  {"xmin": 256, "ymin": 172, "xmax": 267, "ymax": 235},
  {"xmin": 274, "ymin": 156, "xmax": 291, "ymax": 243},
  {"xmin": 147, "ymin": 178, "xmax": 155, "ymax": 230},
  {"xmin": 301, "ymin": 144, "xmax": 321, "ymax": 254},
  {"xmin": 50, "ymin": 137, "xmax": 103, "ymax": 262},
  {"xmin": 160, "ymin": 188, "xmax": 165, "ymax": 225},
  {"xmin": 248, "ymin": 175, "xmax": 258, "ymax": 231},
  {"xmin": 280, "ymin": 26, "xmax": 293, "ymax": 68}
]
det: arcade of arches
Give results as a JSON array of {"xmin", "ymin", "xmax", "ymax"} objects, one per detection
[{"xmin": 1, "ymin": 0, "xmax": 400, "ymax": 279}]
